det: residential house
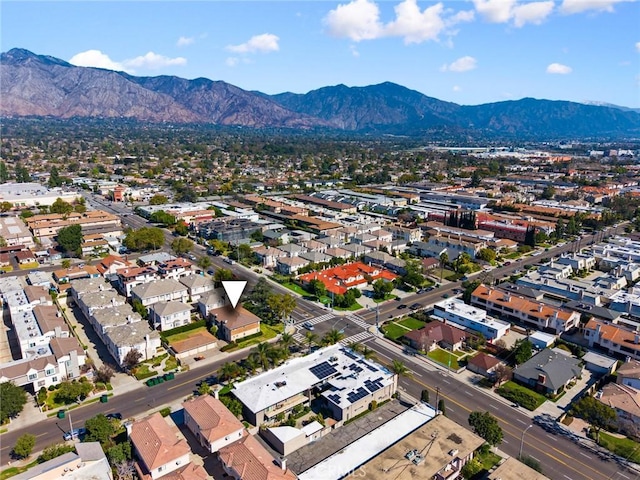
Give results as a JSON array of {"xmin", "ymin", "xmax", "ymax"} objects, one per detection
[
  {"xmin": 117, "ymin": 266, "xmax": 159, "ymax": 297},
  {"xmin": 212, "ymin": 306, "xmax": 261, "ymax": 342},
  {"xmin": 179, "ymin": 274, "xmax": 214, "ymax": 302},
  {"xmin": 131, "ymin": 279, "xmax": 189, "ymax": 307},
  {"xmin": 157, "ymin": 258, "xmax": 194, "ymax": 281},
  {"xmin": 584, "ymin": 319, "xmax": 640, "ymax": 361},
  {"xmin": 600, "ymin": 383, "xmax": 640, "ymax": 436},
  {"xmin": 149, "ymin": 302, "xmax": 192, "ymax": 331},
  {"xmin": 324, "ymin": 247, "xmax": 351, "ymax": 261},
  {"xmin": 198, "ymin": 288, "xmax": 229, "ymax": 318},
  {"xmin": 218, "ymin": 433, "xmax": 297, "ymax": 480},
  {"xmin": 617, "ymin": 360, "xmax": 640, "ymax": 389},
  {"xmin": 15, "ymin": 250, "xmax": 36, "ymax": 265},
  {"xmin": 103, "ymin": 322, "xmax": 161, "ymax": 367},
  {"xmin": 76, "ymin": 289, "xmax": 126, "ymax": 320},
  {"xmin": 182, "ymin": 394, "xmax": 244, "ymax": 453},
  {"xmin": 277, "ymin": 243, "xmax": 305, "ymax": 258},
  {"xmin": 488, "ymin": 457, "xmax": 551, "ymax": 480},
  {"xmin": 253, "ymin": 245, "xmax": 286, "ymax": 269},
  {"xmin": 276, "ymin": 257, "xmax": 310, "ymax": 275},
  {"xmin": 556, "ymin": 252, "xmax": 596, "ymax": 272},
  {"xmin": 95, "ymin": 254, "xmax": 133, "ymax": 279},
  {"xmin": 49, "ymin": 336, "xmax": 86, "ymax": 380},
  {"xmin": 513, "ymin": 349, "xmax": 583, "ymax": 395},
  {"xmin": 433, "ymin": 298, "xmax": 510, "ymax": 341},
  {"xmin": 128, "ymin": 412, "xmax": 206, "ymax": 480},
  {"xmin": 363, "ymin": 251, "xmax": 407, "ymax": 275},
  {"xmin": 52, "ymin": 265, "xmax": 100, "ymax": 283},
  {"xmin": 0, "ymin": 355, "xmax": 61, "ymax": 391},
  {"xmin": 467, "ymin": 353, "xmax": 504, "ymax": 378},
  {"xmin": 90, "ymin": 305, "xmax": 142, "ymax": 342},
  {"xmin": 298, "ymin": 261, "xmax": 397, "ymax": 296},
  {"xmin": 471, "ymin": 284, "xmax": 580, "ymax": 334},
  {"xmin": 403, "ymin": 322, "xmax": 467, "ymax": 352},
  {"xmin": 387, "ymin": 225, "xmax": 422, "ymax": 243}
]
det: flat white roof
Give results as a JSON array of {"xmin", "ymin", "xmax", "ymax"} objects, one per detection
[
  {"xmin": 268, "ymin": 426, "xmax": 303, "ymax": 444},
  {"xmin": 232, "ymin": 345, "xmax": 393, "ymax": 413},
  {"xmin": 435, "ymin": 298, "xmax": 510, "ymax": 330},
  {"xmin": 297, "ymin": 403, "xmax": 436, "ymax": 480}
]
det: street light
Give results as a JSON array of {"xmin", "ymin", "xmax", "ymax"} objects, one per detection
[{"xmin": 519, "ymin": 424, "xmax": 533, "ymax": 459}]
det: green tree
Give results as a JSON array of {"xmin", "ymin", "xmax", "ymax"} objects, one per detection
[
  {"xmin": 173, "ymin": 222, "xmax": 189, "ymax": 236},
  {"xmin": 253, "ymin": 342, "xmax": 274, "ymax": 370},
  {"xmin": 237, "ymin": 243, "xmax": 253, "ymax": 263},
  {"xmin": 197, "ymin": 256, "xmax": 212, "ymax": 270},
  {"xmin": 279, "ymin": 332, "xmax": 294, "ymax": 352},
  {"xmin": 440, "ymin": 251, "xmax": 449, "ymax": 282},
  {"xmin": 61, "ymin": 259, "xmax": 71, "ymax": 269},
  {"xmin": 57, "ymin": 224, "xmax": 83, "ymax": 256},
  {"xmin": 402, "ymin": 259, "xmax": 425, "ymax": 288},
  {"xmin": 48, "ymin": 166, "xmax": 63, "ymax": 187},
  {"xmin": 421, "ymin": 389, "xmax": 430, "ymax": 403},
  {"xmin": 468, "ymin": 411, "xmax": 504, "ymax": 446},
  {"xmin": 267, "ymin": 293, "xmax": 297, "ymax": 324},
  {"xmin": 309, "ymin": 279, "xmax": 327, "ymax": 298},
  {"xmin": 198, "ymin": 382, "xmax": 211, "ymax": 396},
  {"xmin": 54, "ymin": 380, "xmax": 93, "ymax": 404},
  {"xmin": 0, "ymin": 201, "xmax": 12, "ymax": 213},
  {"xmin": 541, "ymin": 185, "xmax": 556, "ymax": 200},
  {"xmin": 372, "ymin": 279, "xmax": 394, "ymax": 299},
  {"xmin": 512, "ymin": 339, "xmax": 533, "ymax": 365},
  {"xmin": 571, "ymin": 395, "xmax": 617, "ymax": 444},
  {"xmin": 123, "ymin": 227, "xmax": 164, "ymax": 252},
  {"xmin": 322, "ymin": 328, "xmax": 345, "ymax": 346},
  {"xmin": 0, "ymin": 161, "xmax": 8, "ymax": 183},
  {"xmin": 50, "ymin": 198, "xmax": 74, "ymax": 215},
  {"xmin": 14, "ymin": 162, "xmax": 30, "ymax": 183},
  {"xmin": 171, "ymin": 237, "xmax": 193, "ymax": 256},
  {"xmin": 13, "ymin": 433, "xmax": 36, "ymax": 458},
  {"xmin": 149, "ymin": 194, "xmax": 169, "ymax": 205},
  {"xmin": 220, "ymin": 395, "xmax": 243, "ymax": 417},
  {"xmin": 213, "ymin": 268, "xmax": 234, "ymax": 286},
  {"xmin": 95, "ymin": 364, "xmax": 116, "ymax": 384},
  {"xmin": 390, "ymin": 359, "xmax": 410, "ymax": 377},
  {"xmin": 149, "ymin": 210, "xmax": 176, "ymax": 226},
  {"xmin": 85, "ymin": 414, "xmax": 117, "ymax": 445},
  {"xmin": 304, "ymin": 331, "xmax": 318, "ymax": 353},
  {"xmin": 106, "ymin": 441, "xmax": 132, "ymax": 465},
  {"xmin": 39, "ymin": 443, "xmax": 75, "ymax": 462},
  {"xmin": 218, "ymin": 362, "xmax": 244, "ymax": 382},
  {"xmin": 438, "ymin": 399, "xmax": 446, "ymax": 416},
  {"xmin": 476, "ymin": 248, "xmax": 496, "ymax": 263},
  {"xmin": 0, "ymin": 381, "xmax": 28, "ymax": 423}
]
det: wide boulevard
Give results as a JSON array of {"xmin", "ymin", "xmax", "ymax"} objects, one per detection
[{"xmin": 0, "ymin": 198, "xmax": 630, "ymax": 480}]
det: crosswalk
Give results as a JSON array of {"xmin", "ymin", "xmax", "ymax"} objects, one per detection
[
  {"xmin": 346, "ymin": 314, "xmax": 372, "ymax": 330},
  {"xmin": 340, "ymin": 331, "xmax": 373, "ymax": 346},
  {"xmin": 298, "ymin": 313, "xmax": 334, "ymax": 326}
]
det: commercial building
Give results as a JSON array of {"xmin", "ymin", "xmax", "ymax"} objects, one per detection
[
  {"xmin": 0, "ymin": 215, "xmax": 34, "ymax": 248},
  {"xmin": 232, "ymin": 345, "xmax": 397, "ymax": 426},
  {"xmin": 0, "ymin": 182, "xmax": 80, "ymax": 208},
  {"xmin": 433, "ymin": 298, "xmax": 510, "ymax": 341},
  {"xmin": 25, "ymin": 210, "xmax": 121, "ymax": 239}
]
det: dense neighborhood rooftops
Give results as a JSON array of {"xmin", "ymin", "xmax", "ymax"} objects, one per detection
[
  {"xmin": 129, "ymin": 412, "xmax": 191, "ymax": 471},
  {"xmin": 131, "ymin": 278, "xmax": 187, "ymax": 299},
  {"xmin": 182, "ymin": 395, "xmax": 244, "ymax": 443},
  {"xmin": 601, "ymin": 383, "xmax": 640, "ymax": 418},
  {"xmin": 513, "ymin": 349, "xmax": 582, "ymax": 392},
  {"xmin": 150, "ymin": 301, "xmax": 192, "ymax": 317},
  {"xmin": 586, "ymin": 319, "xmax": 640, "ymax": 354},
  {"xmin": 233, "ymin": 345, "xmax": 393, "ymax": 414}
]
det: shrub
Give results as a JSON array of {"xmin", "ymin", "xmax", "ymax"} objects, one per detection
[
  {"xmin": 369, "ymin": 400, "xmax": 378, "ymax": 411},
  {"xmin": 496, "ymin": 382, "xmax": 545, "ymax": 410},
  {"xmin": 159, "ymin": 407, "xmax": 171, "ymax": 417},
  {"xmin": 220, "ymin": 342, "xmax": 238, "ymax": 352},
  {"xmin": 160, "ymin": 320, "xmax": 206, "ymax": 341}
]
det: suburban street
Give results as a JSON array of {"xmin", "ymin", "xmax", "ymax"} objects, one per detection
[{"xmin": 1, "ymin": 196, "xmax": 628, "ymax": 479}]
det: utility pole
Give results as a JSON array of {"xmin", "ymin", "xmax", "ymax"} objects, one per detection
[{"xmin": 435, "ymin": 386, "xmax": 440, "ymax": 414}]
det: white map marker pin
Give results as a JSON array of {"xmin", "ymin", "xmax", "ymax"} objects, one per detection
[{"xmin": 222, "ymin": 280, "xmax": 247, "ymax": 308}]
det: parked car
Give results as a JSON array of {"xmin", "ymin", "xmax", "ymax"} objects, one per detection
[
  {"xmin": 106, "ymin": 413, "xmax": 123, "ymax": 421},
  {"xmin": 397, "ymin": 304, "xmax": 408, "ymax": 310},
  {"xmin": 63, "ymin": 428, "xmax": 86, "ymax": 441},
  {"xmin": 409, "ymin": 303, "xmax": 422, "ymax": 310},
  {"xmin": 303, "ymin": 322, "xmax": 315, "ymax": 331},
  {"xmin": 224, "ymin": 257, "xmax": 236, "ymax": 265}
]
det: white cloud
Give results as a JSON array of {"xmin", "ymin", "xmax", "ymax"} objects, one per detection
[
  {"xmin": 324, "ymin": 0, "xmax": 383, "ymax": 41},
  {"xmin": 453, "ymin": 85, "xmax": 461, "ymax": 92},
  {"xmin": 69, "ymin": 50, "xmax": 124, "ymax": 71},
  {"xmin": 226, "ymin": 57, "xmax": 239, "ymax": 67},
  {"xmin": 385, "ymin": 1, "xmax": 447, "ymax": 44},
  {"xmin": 636, "ymin": 41, "xmax": 640, "ymax": 52},
  {"xmin": 349, "ymin": 45, "xmax": 360, "ymax": 57},
  {"xmin": 123, "ymin": 52, "xmax": 186, "ymax": 70},
  {"xmin": 226, "ymin": 33, "xmax": 280, "ymax": 54},
  {"xmin": 560, "ymin": 0, "xmax": 632, "ymax": 14},
  {"xmin": 546, "ymin": 62, "xmax": 572, "ymax": 74},
  {"xmin": 447, "ymin": 9, "xmax": 476, "ymax": 25},
  {"xmin": 473, "ymin": 0, "xmax": 554, "ymax": 26},
  {"xmin": 69, "ymin": 50, "xmax": 186, "ymax": 73},
  {"xmin": 441, "ymin": 56, "xmax": 477, "ymax": 72},
  {"xmin": 472, "ymin": 0, "xmax": 516, "ymax": 23},
  {"xmin": 512, "ymin": 1, "xmax": 555, "ymax": 26},
  {"xmin": 177, "ymin": 36, "xmax": 195, "ymax": 47}
]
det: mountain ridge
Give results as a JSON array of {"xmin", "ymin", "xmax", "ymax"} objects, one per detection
[{"xmin": 2, "ymin": 48, "xmax": 639, "ymax": 139}]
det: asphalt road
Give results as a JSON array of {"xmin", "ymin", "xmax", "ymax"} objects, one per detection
[{"xmin": 8, "ymin": 196, "xmax": 624, "ymax": 479}]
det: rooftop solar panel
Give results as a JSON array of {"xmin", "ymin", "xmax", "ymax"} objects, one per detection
[
  {"xmin": 347, "ymin": 387, "xmax": 369, "ymax": 404},
  {"xmin": 366, "ymin": 364, "xmax": 378, "ymax": 372},
  {"xmin": 343, "ymin": 349, "xmax": 358, "ymax": 360},
  {"xmin": 309, "ymin": 361, "xmax": 338, "ymax": 380}
]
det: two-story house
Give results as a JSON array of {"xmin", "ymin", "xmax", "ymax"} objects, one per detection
[
  {"xmin": 131, "ymin": 279, "xmax": 189, "ymax": 307},
  {"xmin": 182, "ymin": 394, "xmax": 244, "ymax": 453}
]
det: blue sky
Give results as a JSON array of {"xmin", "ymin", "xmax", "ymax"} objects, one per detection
[{"xmin": 2, "ymin": 1, "xmax": 639, "ymax": 107}]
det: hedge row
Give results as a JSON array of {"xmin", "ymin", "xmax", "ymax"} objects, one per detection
[
  {"xmin": 160, "ymin": 320, "xmax": 206, "ymax": 340},
  {"xmin": 496, "ymin": 382, "xmax": 546, "ymax": 410}
]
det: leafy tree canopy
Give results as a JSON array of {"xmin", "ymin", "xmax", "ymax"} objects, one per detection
[
  {"xmin": 0, "ymin": 381, "xmax": 28, "ymax": 423},
  {"xmin": 468, "ymin": 411, "xmax": 504, "ymax": 446},
  {"xmin": 57, "ymin": 224, "xmax": 83, "ymax": 256}
]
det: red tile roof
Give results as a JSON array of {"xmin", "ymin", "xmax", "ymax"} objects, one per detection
[
  {"xmin": 299, "ymin": 261, "xmax": 397, "ymax": 295},
  {"xmin": 218, "ymin": 433, "xmax": 297, "ymax": 480},
  {"xmin": 183, "ymin": 395, "xmax": 244, "ymax": 443},
  {"xmin": 129, "ymin": 412, "xmax": 190, "ymax": 472}
]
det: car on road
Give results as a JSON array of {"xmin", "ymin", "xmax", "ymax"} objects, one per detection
[
  {"xmin": 224, "ymin": 257, "xmax": 236, "ymax": 265},
  {"xmin": 409, "ymin": 303, "xmax": 422, "ymax": 310},
  {"xmin": 207, "ymin": 269, "xmax": 215, "ymax": 276},
  {"xmin": 63, "ymin": 428, "xmax": 86, "ymax": 441},
  {"xmin": 504, "ymin": 261, "xmax": 512, "ymax": 266},
  {"xmin": 303, "ymin": 321, "xmax": 315, "ymax": 331},
  {"xmin": 397, "ymin": 304, "xmax": 408, "ymax": 310},
  {"xmin": 188, "ymin": 254, "xmax": 197, "ymax": 261},
  {"xmin": 106, "ymin": 413, "xmax": 123, "ymax": 421}
]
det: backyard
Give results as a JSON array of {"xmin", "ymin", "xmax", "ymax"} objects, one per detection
[
  {"xmin": 382, "ymin": 317, "xmax": 427, "ymax": 341},
  {"xmin": 165, "ymin": 326, "xmax": 208, "ymax": 343}
]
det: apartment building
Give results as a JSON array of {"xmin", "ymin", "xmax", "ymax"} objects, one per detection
[{"xmin": 433, "ymin": 298, "xmax": 510, "ymax": 341}]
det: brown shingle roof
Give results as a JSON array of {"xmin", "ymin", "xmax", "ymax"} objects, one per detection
[
  {"xmin": 218, "ymin": 433, "xmax": 297, "ymax": 480},
  {"xmin": 211, "ymin": 305, "xmax": 261, "ymax": 331},
  {"xmin": 129, "ymin": 412, "xmax": 190, "ymax": 472},
  {"xmin": 183, "ymin": 395, "xmax": 244, "ymax": 443},
  {"xmin": 403, "ymin": 323, "xmax": 466, "ymax": 349},
  {"xmin": 468, "ymin": 352, "xmax": 502, "ymax": 371}
]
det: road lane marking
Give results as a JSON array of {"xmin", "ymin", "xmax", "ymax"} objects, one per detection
[
  {"xmin": 489, "ymin": 404, "xmax": 499, "ymax": 410},
  {"xmin": 464, "ymin": 391, "xmax": 473, "ymax": 396},
  {"xmin": 376, "ymin": 352, "xmax": 393, "ymax": 361},
  {"xmin": 616, "ymin": 473, "xmax": 630, "ymax": 479},
  {"xmin": 515, "ymin": 418, "xmax": 527, "ymax": 425},
  {"xmin": 578, "ymin": 452, "xmax": 591, "ymax": 459},
  {"xmin": 441, "ymin": 379, "xmax": 451, "ymax": 384},
  {"xmin": 563, "ymin": 476, "xmax": 573, "ymax": 480},
  {"xmin": 548, "ymin": 435, "xmax": 558, "ymax": 441}
]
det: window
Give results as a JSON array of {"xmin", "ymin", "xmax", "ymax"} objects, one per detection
[
  {"xmin": 45, "ymin": 368, "xmax": 55, "ymax": 376},
  {"xmin": 28, "ymin": 373, "xmax": 37, "ymax": 381}
]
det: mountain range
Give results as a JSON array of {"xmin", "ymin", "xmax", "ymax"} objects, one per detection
[{"xmin": 2, "ymin": 48, "xmax": 639, "ymax": 139}]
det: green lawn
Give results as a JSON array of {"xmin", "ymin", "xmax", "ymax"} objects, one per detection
[
  {"xmin": 504, "ymin": 251, "xmax": 522, "ymax": 259},
  {"xmin": 373, "ymin": 294, "xmax": 396, "ymax": 303},
  {"xmin": 427, "ymin": 348, "xmax": 464, "ymax": 369},
  {"xmin": 398, "ymin": 317, "xmax": 426, "ymax": 330},
  {"xmin": 282, "ymin": 282, "xmax": 308, "ymax": 296},
  {"xmin": 335, "ymin": 301, "xmax": 363, "ymax": 311},
  {"xmin": 235, "ymin": 324, "xmax": 280, "ymax": 349},
  {"xmin": 165, "ymin": 327, "xmax": 207, "ymax": 343},
  {"xmin": 496, "ymin": 381, "xmax": 547, "ymax": 410},
  {"xmin": 476, "ymin": 449, "xmax": 502, "ymax": 470},
  {"xmin": 382, "ymin": 322, "xmax": 410, "ymax": 340},
  {"xmin": 597, "ymin": 431, "xmax": 640, "ymax": 463}
]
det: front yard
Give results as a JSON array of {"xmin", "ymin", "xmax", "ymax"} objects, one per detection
[
  {"xmin": 382, "ymin": 317, "xmax": 427, "ymax": 341},
  {"xmin": 427, "ymin": 348, "xmax": 466, "ymax": 370},
  {"xmin": 165, "ymin": 326, "xmax": 208, "ymax": 343},
  {"xmin": 496, "ymin": 381, "xmax": 547, "ymax": 410}
]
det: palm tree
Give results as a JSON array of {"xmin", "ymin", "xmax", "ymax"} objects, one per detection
[
  {"xmin": 280, "ymin": 332, "xmax": 294, "ymax": 352},
  {"xmin": 254, "ymin": 342, "xmax": 273, "ymax": 370},
  {"xmin": 304, "ymin": 331, "xmax": 318, "ymax": 354},
  {"xmin": 322, "ymin": 328, "xmax": 345, "ymax": 346},
  {"xmin": 361, "ymin": 345, "xmax": 377, "ymax": 360},
  {"xmin": 244, "ymin": 354, "xmax": 259, "ymax": 375},
  {"xmin": 218, "ymin": 362, "xmax": 243, "ymax": 382},
  {"xmin": 439, "ymin": 252, "xmax": 449, "ymax": 282},
  {"xmin": 348, "ymin": 342, "xmax": 363, "ymax": 354},
  {"xmin": 390, "ymin": 359, "xmax": 410, "ymax": 377}
]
